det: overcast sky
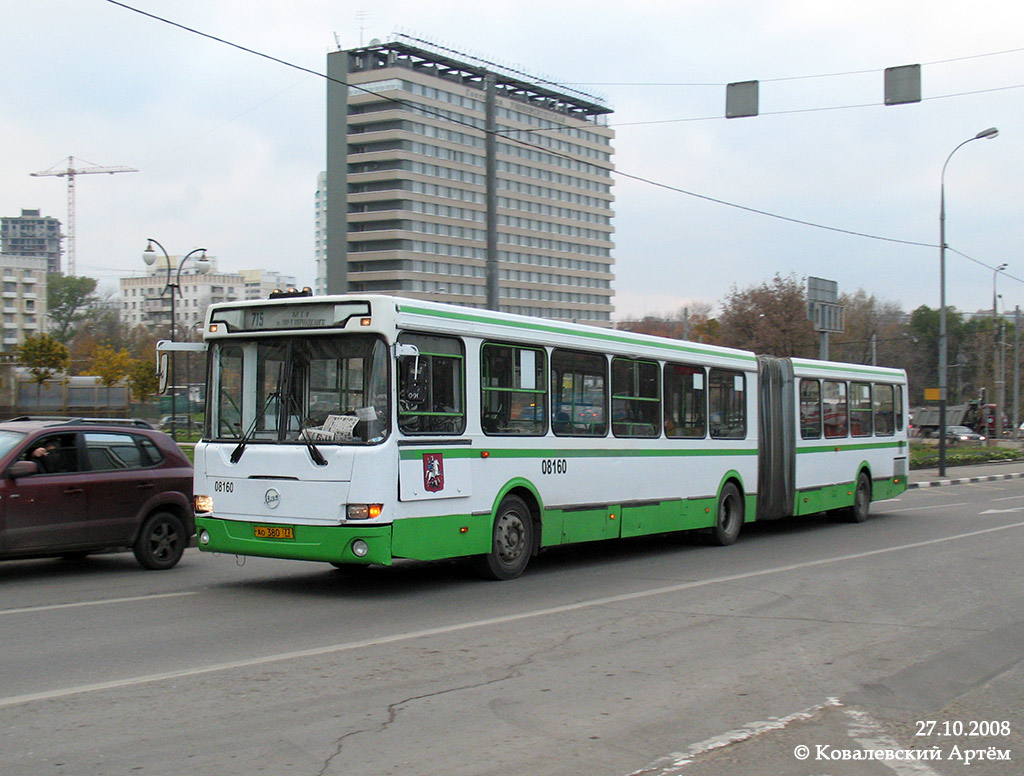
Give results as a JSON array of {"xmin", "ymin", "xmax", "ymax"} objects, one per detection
[{"xmin": 4, "ymin": 0, "xmax": 1023, "ymax": 321}]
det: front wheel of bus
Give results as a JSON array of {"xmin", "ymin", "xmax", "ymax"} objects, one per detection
[
  {"xmin": 707, "ymin": 482, "xmax": 743, "ymax": 546},
  {"xmin": 475, "ymin": 495, "xmax": 534, "ymax": 580}
]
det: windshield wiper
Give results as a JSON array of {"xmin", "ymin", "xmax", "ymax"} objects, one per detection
[
  {"xmin": 230, "ymin": 391, "xmax": 279, "ymax": 464},
  {"xmin": 279, "ymin": 343, "xmax": 327, "ymax": 466},
  {"xmin": 287, "ymin": 391, "xmax": 327, "ymax": 466}
]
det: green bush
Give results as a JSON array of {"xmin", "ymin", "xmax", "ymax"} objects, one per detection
[{"xmin": 910, "ymin": 442, "xmax": 1024, "ymax": 469}]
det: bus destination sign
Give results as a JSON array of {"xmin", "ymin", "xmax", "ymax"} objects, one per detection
[
  {"xmin": 210, "ymin": 301, "xmax": 372, "ymax": 332},
  {"xmin": 245, "ymin": 305, "xmax": 334, "ymax": 330}
]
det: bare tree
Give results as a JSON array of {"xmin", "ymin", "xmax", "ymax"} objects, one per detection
[{"xmin": 717, "ymin": 273, "xmax": 817, "ymax": 357}]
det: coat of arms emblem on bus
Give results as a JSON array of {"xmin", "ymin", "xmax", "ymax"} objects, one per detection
[{"xmin": 423, "ymin": 453, "xmax": 444, "ymax": 492}]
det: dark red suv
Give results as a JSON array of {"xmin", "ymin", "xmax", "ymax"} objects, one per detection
[{"xmin": 0, "ymin": 418, "xmax": 194, "ymax": 570}]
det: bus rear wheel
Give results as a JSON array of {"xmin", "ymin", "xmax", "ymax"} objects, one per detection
[
  {"xmin": 844, "ymin": 472, "xmax": 871, "ymax": 523},
  {"xmin": 706, "ymin": 482, "xmax": 743, "ymax": 546},
  {"xmin": 475, "ymin": 495, "xmax": 534, "ymax": 580}
]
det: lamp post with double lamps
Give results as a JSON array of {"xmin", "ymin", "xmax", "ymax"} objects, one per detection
[
  {"xmin": 142, "ymin": 239, "xmax": 209, "ymax": 440},
  {"xmin": 938, "ymin": 127, "xmax": 998, "ymax": 475}
]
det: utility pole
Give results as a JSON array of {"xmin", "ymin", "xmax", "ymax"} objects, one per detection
[
  {"xmin": 484, "ymin": 74, "xmax": 499, "ymax": 311},
  {"xmin": 30, "ymin": 156, "xmax": 137, "ymax": 275},
  {"xmin": 1015, "ymin": 306, "xmax": 1020, "ymax": 441}
]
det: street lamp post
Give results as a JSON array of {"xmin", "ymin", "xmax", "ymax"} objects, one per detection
[
  {"xmin": 143, "ymin": 239, "xmax": 209, "ymax": 439},
  {"xmin": 993, "ymin": 263, "xmax": 1008, "ymax": 443},
  {"xmin": 938, "ymin": 127, "xmax": 998, "ymax": 476}
]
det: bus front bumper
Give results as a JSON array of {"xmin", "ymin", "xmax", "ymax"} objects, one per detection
[{"xmin": 195, "ymin": 516, "xmax": 393, "ymax": 565}]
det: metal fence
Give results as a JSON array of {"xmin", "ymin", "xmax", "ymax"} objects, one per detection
[{"xmin": 16, "ymin": 376, "xmax": 130, "ymax": 415}]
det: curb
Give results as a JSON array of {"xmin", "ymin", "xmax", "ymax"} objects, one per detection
[{"xmin": 909, "ymin": 471, "xmax": 1024, "ymax": 489}]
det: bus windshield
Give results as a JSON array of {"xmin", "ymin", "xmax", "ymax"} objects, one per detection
[{"xmin": 208, "ymin": 334, "xmax": 389, "ymax": 445}]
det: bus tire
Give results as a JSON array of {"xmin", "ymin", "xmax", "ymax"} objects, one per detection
[
  {"xmin": 844, "ymin": 472, "xmax": 871, "ymax": 523},
  {"xmin": 475, "ymin": 495, "xmax": 534, "ymax": 580},
  {"xmin": 706, "ymin": 482, "xmax": 743, "ymax": 546}
]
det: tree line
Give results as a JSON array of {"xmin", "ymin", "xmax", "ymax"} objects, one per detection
[
  {"xmin": 16, "ymin": 275, "xmax": 162, "ymax": 401},
  {"xmin": 15, "ymin": 271, "xmax": 1014, "ymax": 411},
  {"xmin": 618, "ymin": 273, "xmax": 1015, "ymax": 409}
]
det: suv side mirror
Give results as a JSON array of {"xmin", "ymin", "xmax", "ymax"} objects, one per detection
[{"xmin": 8, "ymin": 460, "xmax": 39, "ymax": 479}]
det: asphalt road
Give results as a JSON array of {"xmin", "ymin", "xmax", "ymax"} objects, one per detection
[{"xmin": 1, "ymin": 477, "xmax": 1022, "ymax": 776}]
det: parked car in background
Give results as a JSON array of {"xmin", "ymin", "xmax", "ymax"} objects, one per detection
[
  {"xmin": 0, "ymin": 417, "xmax": 194, "ymax": 569},
  {"xmin": 941, "ymin": 425, "xmax": 986, "ymax": 444},
  {"xmin": 159, "ymin": 415, "xmax": 196, "ymax": 432}
]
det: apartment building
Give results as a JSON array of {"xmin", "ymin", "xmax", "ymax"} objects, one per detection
[
  {"xmin": 1, "ymin": 210, "xmax": 63, "ymax": 275},
  {"xmin": 0, "ymin": 255, "xmax": 48, "ymax": 351},
  {"xmin": 240, "ymin": 269, "xmax": 298, "ymax": 300},
  {"xmin": 120, "ymin": 263, "xmax": 301, "ymax": 331},
  {"xmin": 120, "ymin": 257, "xmax": 243, "ymax": 333},
  {"xmin": 322, "ymin": 37, "xmax": 616, "ymax": 323}
]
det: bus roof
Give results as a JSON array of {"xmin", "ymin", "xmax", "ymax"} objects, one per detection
[{"xmin": 204, "ymin": 294, "xmax": 903, "ymax": 378}]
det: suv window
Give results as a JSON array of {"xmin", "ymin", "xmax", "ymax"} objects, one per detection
[
  {"xmin": 139, "ymin": 436, "xmax": 165, "ymax": 466},
  {"xmin": 83, "ymin": 432, "xmax": 149, "ymax": 471},
  {"xmin": 28, "ymin": 433, "xmax": 79, "ymax": 474}
]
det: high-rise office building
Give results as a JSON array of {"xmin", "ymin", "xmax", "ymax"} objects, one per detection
[
  {"xmin": 322, "ymin": 37, "xmax": 615, "ymax": 323},
  {"xmin": 1, "ymin": 209, "xmax": 63, "ymax": 275},
  {"xmin": 314, "ymin": 171, "xmax": 327, "ymax": 296}
]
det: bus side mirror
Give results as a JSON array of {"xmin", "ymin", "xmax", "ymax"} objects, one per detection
[
  {"xmin": 157, "ymin": 353, "xmax": 169, "ymax": 395},
  {"xmin": 394, "ymin": 343, "xmax": 419, "ymax": 359}
]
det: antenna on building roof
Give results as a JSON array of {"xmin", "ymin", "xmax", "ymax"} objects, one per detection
[
  {"xmin": 355, "ymin": 10, "xmax": 369, "ymax": 46},
  {"xmin": 333, "ymin": 32, "xmax": 341, "ymax": 51}
]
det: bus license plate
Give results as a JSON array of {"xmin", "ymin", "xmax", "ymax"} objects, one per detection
[{"xmin": 254, "ymin": 525, "xmax": 294, "ymax": 540}]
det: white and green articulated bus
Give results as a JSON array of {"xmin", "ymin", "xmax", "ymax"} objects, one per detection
[{"xmin": 187, "ymin": 293, "xmax": 908, "ymax": 579}]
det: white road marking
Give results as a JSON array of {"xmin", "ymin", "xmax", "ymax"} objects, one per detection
[
  {"xmin": 0, "ymin": 591, "xmax": 198, "ymax": 616},
  {"xmin": 880, "ymin": 502, "xmax": 969, "ymax": 513},
  {"xmin": 626, "ymin": 698, "xmax": 843, "ymax": 775},
  {"xmin": 2, "ymin": 521, "xmax": 1023, "ymax": 709},
  {"xmin": 843, "ymin": 707, "xmax": 944, "ymax": 776}
]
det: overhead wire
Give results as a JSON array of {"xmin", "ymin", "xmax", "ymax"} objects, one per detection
[
  {"xmin": 104, "ymin": 0, "xmax": 1015, "ymax": 280},
  {"xmin": 568, "ymin": 45, "xmax": 1024, "ymax": 86}
]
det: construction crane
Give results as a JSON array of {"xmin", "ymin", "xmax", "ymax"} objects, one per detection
[{"xmin": 30, "ymin": 156, "xmax": 138, "ymax": 275}]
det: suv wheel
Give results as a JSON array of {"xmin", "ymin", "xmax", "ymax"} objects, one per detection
[{"xmin": 133, "ymin": 511, "xmax": 187, "ymax": 570}]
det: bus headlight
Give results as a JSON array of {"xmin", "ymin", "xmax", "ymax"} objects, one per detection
[
  {"xmin": 194, "ymin": 495, "xmax": 214, "ymax": 514},
  {"xmin": 351, "ymin": 540, "xmax": 369, "ymax": 557},
  {"xmin": 199, "ymin": 530, "xmax": 211, "ymax": 545},
  {"xmin": 346, "ymin": 503, "xmax": 383, "ymax": 520}
]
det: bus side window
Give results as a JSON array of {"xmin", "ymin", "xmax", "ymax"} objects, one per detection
[
  {"xmin": 850, "ymin": 382, "xmax": 872, "ymax": 437},
  {"xmin": 664, "ymin": 363, "xmax": 706, "ymax": 439},
  {"xmin": 550, "ymin": 349, "xmax": 607, "ymax": 437},
  {"xmin": 708, "ymin": 369, "xmax": 746, "ymax": 439},
  {"xmin": 397, "ymin": 333, "xmax": 465, "ymax": 435},
  {"xmin": 823, "ymin": 380, "xmax": 848, "ymax": 438},
  {"xmin": 874, "ymin": 383, "xmax": 895, "ymax": 436},
  {"xmin": 481, "ymin": 342, "xmax": 547, "ymax": 436},
  {"xmin": 799, "ymin": 379, "xmax": 822, "ymax": 439},
  {"xmin": 611, "ymin": 358, "xmax": 660, "ymax": 438}
]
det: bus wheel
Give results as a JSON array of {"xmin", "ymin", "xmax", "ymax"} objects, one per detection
[
  {"xmin": 475, "ymin": 495, "xmax": 534, "ymax": 580},
  {"xmin": 707, "ymin": 482, "xmax": 743, "ymax": 546},
  {"xmin": 844, "ymin": 473, "xmax": 871, "ymax": 523}
]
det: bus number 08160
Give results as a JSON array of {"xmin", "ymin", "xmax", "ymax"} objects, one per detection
[{"xmin": 541, "ymin": 459, "xmax": 567, "ymax": 475}]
